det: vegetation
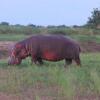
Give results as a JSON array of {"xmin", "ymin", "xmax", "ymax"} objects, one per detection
[
  {"xmin": 0, "ymin": 24, "xmax": 100, "ymax": 43},
  {"xmin": 0, "ymin": 53, "xmax": 100, "ymax": 99},
  {"xmin": 86, "ymin": 8, "xmax": 100, "ymax": 28}
]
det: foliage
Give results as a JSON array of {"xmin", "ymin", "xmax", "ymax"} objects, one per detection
[
  {"xmin": 1, "ymin": 30, "xmax": 100, "ymax": 43},
  {"xmin": 87, "ymin": 8, "xmax": 100, "ymax": 28},
  {"xmin": 27, "ymin": 24, "xmax": 37, "ymax": 27},
  {"xmin": 0, "ymin": 53, "xmax": 100, "ymax": 99},
  {"xmin": 0, "ymin": 21, "xmax": 100, "ymax": 36},
  {"xmin": 0, "ymin": 25, "xmax": 41, "ymax": 34},
  {"xmin": 0, "ymin": 22, "xmax": 9, "ymax": 26}
]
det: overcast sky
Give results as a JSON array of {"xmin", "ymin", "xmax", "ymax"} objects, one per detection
[{"xmin": 0, "ymin": 0, "xmax": 100, "ymax": 26}]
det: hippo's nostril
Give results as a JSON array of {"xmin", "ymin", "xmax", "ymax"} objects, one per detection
[{"xmin": 8, "ymin": 56, "xmax": 16, "ymax": 65}]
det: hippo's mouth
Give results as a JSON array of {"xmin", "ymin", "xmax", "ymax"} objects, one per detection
[{"xmin": 8, "ymin": 57, "xmax": 22, "ymax": 65}]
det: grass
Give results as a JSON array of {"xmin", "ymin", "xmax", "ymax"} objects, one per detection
[
  {"xmin": 0, "ymin": 27, "xmax": 100, "ymax": 43},
  {"xmin": 0, "ymin": 53, "xmax": 100, "ymax": 99},
  {"xmin": 70, "ymin": 34, "xmax": 100, "ymax": 43},
  {"xmin": 0, "ymin": 26, "xmax": 100, "ymax": 99},
  {"xmin": 0, "ymin": 34, "xmax": 28, "ymax": 41},
  {"xmin": 1, "ymin": 33, "xmax": 100, "ymax": 44}
]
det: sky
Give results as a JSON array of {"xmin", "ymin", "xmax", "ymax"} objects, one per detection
[{"xmin": 0, "ymin": 0, "xmax": 100, "ymax": 26}]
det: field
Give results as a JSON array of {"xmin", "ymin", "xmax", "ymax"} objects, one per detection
[
  {"xmin": 0, "ymin": 27, "xmax": 100, "ymax": 100},
  {"xmin": 0, "ymin": 53, "xmax": 100, "ymax": 100}
]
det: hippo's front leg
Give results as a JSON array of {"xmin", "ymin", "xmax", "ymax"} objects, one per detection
[
  {"xmin": 64, "ymin": 59, "xmax": 72, "ymax": 67},
  {"xmin": 31, "ymin": 56, "xmax": 38, "ymax": 64},
  {"xmin": 31, "ymin": 55, "xmax": 44, "ymax": 65},
  {"xmin": 37, "ymin": 58, "xmax": 44, "ymax": 65}
]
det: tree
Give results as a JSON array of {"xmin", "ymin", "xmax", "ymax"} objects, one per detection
[
  {"xmin": 27, "ymin": 24, "xmax": 36, "ymax": 27},
  {"xmin": 87, "ymin": 8, "xmax": 100, "ymax": 28},
  {"xmin": 57, "ymin": 25, "xmax": 66, "ymax": 28},
  {"xmin": 0, "ymin": 22, "xmax": 9, "ymax": 26}
]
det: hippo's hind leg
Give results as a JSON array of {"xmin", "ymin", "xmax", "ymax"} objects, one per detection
[
  {"xmin": 74, "ymin": 55, "xmax": 81, "ymax": 66},
  {"xmin": 64, "ymin": 59, "xmax": 72, "ymax": 67}
]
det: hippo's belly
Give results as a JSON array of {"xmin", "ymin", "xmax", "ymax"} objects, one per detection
[{"xmin": 42, "ymin": 51, "xmax": 64, "ymax": 61}]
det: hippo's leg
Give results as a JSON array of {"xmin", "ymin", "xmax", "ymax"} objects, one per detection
[
  {"xmin": 74, "ymin": 56, "xmax": 81, "ymax": 66},
  {"xmin": 31, "ymin": 55, "xmax": 43, "ymax": 65},
  {"xmin": 31, "ymin": 58, "xmax": 38, "ymax": 64},
  {"xmin": 31, "ymin": 55, "xmax": 38, "ymax": 64},
  {"xmin": 64, "ymin": 59, "xmax": 72, "ymax": 67},
  {"xmin": 37, "ymin": 58, "xmax": 44, "ymax": 65}
]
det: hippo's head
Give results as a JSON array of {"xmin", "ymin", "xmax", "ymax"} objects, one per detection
[{"xmin": 8, "ymin": 43, "xmax": 28, "ymax": 65}]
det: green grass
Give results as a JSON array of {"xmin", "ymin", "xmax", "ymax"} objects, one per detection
[
  {"xmin": 0, "ymin": 27, "xmax": 100, "ymax": 43},
  {"xmin": 70, "ymin": 34, "xmax": 100, "ymax": 43},
  {"xmin": 1, "ymin": 33, "xmax": 100, "ymax": 43},
  {"xmin": 0, "ymin": 53, "xmax": 100, "ymax": 99},
  {"xmin": 0, "ymin": 26, "xmax": 100, "ymax": 99},
  {"xmin": 0, "ymin": 34, "xmax": 29, "ymax": 41}
]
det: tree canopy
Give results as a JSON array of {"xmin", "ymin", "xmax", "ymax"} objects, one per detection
[{"xmin": 87, "ymin": 8, "xmax": 100, "ymax": 28}]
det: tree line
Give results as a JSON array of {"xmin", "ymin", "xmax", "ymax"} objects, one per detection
[{"xmin": 0, "ymin": 8, "xmax": 100, "ymax": 29}]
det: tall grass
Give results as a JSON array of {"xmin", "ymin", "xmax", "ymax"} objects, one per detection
[
  {"xmin": 0, "ymin": 53, "xmax": 100, "ymax": 99},
  {"xmin": 0, "ymin": 34, "xmax": 28, "ymax": 41},
  {"xmin": 0, "ymin": 25, "xmax": 41, "ymax": 34},
  {"xmin": 1, "ymin": 33, "xmax": 100, "ymax": 44}
]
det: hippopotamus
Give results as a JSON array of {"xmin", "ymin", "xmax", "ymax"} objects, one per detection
[{"xmin": 8, "ymin": 35, "xmax": 81, "ymax": 67}]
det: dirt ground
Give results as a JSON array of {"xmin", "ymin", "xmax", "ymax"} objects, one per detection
[{"xmin": 80, "ymin": 41, "xmax": 100, "ymax": 52}]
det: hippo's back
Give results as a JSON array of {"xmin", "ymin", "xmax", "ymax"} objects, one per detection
[
  {"xmin": 30, "ymin": 35, "xmax": 75, "ymax": 46},
  {"xmin": 28, "ymin": 35, "xmax": 79, "ymax": 61}
]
